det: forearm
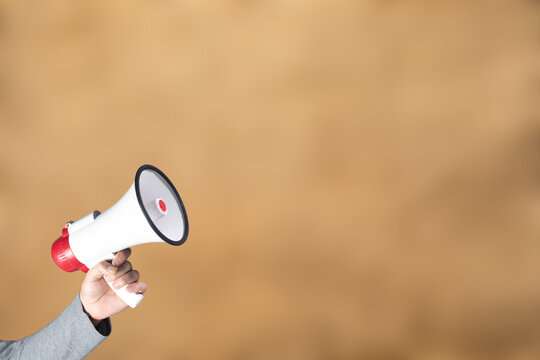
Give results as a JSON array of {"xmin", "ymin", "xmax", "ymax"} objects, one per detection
[{"xmin": 0, "ymin": 295, "xmax": 111, "ymax": 360}]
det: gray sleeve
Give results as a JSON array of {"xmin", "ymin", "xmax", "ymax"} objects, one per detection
[{"xmin": 0, "ymin": 294, "xmax": 111, "ymax": 360}]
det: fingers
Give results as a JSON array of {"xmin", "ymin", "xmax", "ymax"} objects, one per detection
[
  {"xmin": 104, "ymin": 260, "xmax": 142, "ymax": 290},
  {"xmin": 112, "ymin": 248, "xmax": 132, "ymax": 267},
  {"xmin": 125, "ymin": 282, "xmax": 147, "ymax": 294},
  {"xmin": 85, "ymin": 248, "xmax": 144, "ymax": 293},
  {"xmin": 111, "ymin": 269, "xmax": 140, "ymax": 290},
  {"xmin": 85, "ymin": 261, "xmax": 111, "ymax": 282},
  {"xmin": 104, "ymin": 260, "xmax": 132, "ymax": 282}
]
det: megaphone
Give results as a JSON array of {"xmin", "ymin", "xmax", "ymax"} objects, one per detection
[{"xmin": 51, "ymin": 164, "xmax": 189, "ymax": 308}]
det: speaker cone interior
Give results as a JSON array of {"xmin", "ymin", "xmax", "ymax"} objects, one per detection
[{"xmin": 135, "ymin": 165, "xmax": 188, "ymax": 245}]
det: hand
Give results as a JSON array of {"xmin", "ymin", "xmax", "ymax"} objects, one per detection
[{"xmin": 80, "ymin": 248, "xmax": 147, "ymax": 324}]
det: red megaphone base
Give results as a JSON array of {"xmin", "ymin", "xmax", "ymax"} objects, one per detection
[{"xmin": 51, "ymin": 224, "xmax": 89, "ymax": 273}]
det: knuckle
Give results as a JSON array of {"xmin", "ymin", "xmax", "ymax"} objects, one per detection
[
  {"xmin": 109, "ymin": 272, "xmax": 120, "ymax": 281},
  {"xmin": 122, "ymin": 270, "xmax": 139, "ymax": 284},
  {"xmin": 118, "ymin": 261, "xmax": 130, "ymax": 272}
]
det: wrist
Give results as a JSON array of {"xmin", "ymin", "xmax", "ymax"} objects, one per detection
[{"xmin": 80, "ymin": 296, "xmax": 103, "ymax": 329}]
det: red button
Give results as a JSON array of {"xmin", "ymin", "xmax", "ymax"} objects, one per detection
[{"xmin": 158, "ymin": 199, "xmax": 167, "ymax": 212}]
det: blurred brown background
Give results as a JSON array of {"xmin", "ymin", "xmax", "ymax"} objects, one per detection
[{"xmin": 0, "ymin": 0, "xmax": 539, "ymax": 359}]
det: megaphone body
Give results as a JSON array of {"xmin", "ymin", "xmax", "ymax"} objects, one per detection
[{"xmin": 51, "ymin": 165, "xmax": 189, "ymax": 308}]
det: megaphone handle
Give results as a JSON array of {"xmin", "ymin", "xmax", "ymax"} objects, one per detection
[{"xmin": 87, "ymin": 253, "xmax": 144, "ymax": 308}]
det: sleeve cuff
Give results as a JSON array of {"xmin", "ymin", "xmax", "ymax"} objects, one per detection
[{"xmin": 94, "ymin": 317, "xmax": 112, "ymax": 337}]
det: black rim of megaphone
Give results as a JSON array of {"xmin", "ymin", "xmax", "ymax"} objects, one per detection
[{"xmin": 135, "ymin": 164, "xmax": 189, "ymax": 246}]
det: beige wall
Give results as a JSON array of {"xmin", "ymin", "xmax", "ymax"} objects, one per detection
[{"xmin": 0, "ymin": 1, "xmax": 539, "ymax": 359}]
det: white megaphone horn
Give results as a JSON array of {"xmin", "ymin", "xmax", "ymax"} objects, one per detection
[{"xmin": 51, "ymin": 164, "xmax": 189, "ymax": 308}]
